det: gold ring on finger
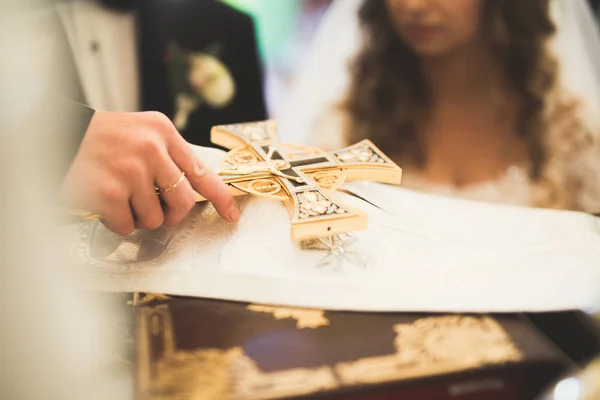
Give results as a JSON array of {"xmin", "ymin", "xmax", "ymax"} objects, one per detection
[{"xmin": 159, "ymin": 171, "xmax": 186, "ymax": 194}]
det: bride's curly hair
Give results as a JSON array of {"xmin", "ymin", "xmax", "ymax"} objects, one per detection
[{"xmin": 343, "ymin": 0, "xmax": 557, "ymax": 180}]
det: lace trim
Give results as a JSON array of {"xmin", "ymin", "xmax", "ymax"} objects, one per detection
[{"xmin": 400, "ymin": 166, "xmax": 534, "ymax": 207}]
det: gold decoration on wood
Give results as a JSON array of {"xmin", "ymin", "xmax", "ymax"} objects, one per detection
[
  {"xmin": 149, "ymin": 347, "xmax": 243, "ymax": 400},
  {"xmin": 148, "ymin": 347, "xmax": 339, "ymax": 400},
  {"xmin": 138, "ymin": 303, "xmax": 338, "ymax": 400},
  {"xmin": 130, "ymin": 293, "xmax": 171, "ymax": 306},
  {"xmin": 247, "ymin": 305, "xmax": 330, "ymax": 329},
  {"xmin": 138, "ymin": 304, "xmax": 522, "ymax": 400},
  {"xmin": 335, "ymin": 316, "xmax": 522, "ymax": 386},
  {"xmin": 392, "ymin": 316, "xmax": 522, "ymax": 366},
  {"xmin": 200, "ymin": 120, "xmax": 402, "ymax": 240}
]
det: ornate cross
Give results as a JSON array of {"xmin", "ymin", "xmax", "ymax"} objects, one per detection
[{"xmin": 197, "ymin": 120, "xmax": 402, "ymax": 240}]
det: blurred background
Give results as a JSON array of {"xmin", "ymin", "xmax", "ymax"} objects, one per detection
[
  {"xmin": 1, "ymin": 1, "xmax": 599, "ymax": 399},
  {"xmin": 201, "ymin": 0, "xmax": 600, "ymax": 118},
  {"xmin": 222, "ymin": 0, "xmax": 333, "ymax": 116}
]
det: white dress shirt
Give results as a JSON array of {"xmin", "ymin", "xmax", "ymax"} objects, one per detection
[{"xmin": 58, "ymin": 0, "xmax": 140, "ymax": 112}]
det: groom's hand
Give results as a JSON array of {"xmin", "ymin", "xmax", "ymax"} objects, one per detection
[{"xmin": 61, "ymin": 110, "xmax": 240, "ymax": 236}]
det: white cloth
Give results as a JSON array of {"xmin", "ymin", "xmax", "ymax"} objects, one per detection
[
  {"xmin": 63, "ymin": 1, "xmax": 600, "ymax": 313},
  {"xmin": 57, "ymin": 1, "xmax": 139, "ymax": 112},
  {"xmin": 64, "ymin": 145, "xmax": 600, "ymax": 313}
]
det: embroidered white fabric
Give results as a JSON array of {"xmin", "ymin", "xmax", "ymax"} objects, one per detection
[
  {"xmin": 62, "ymin": 0, "xmax": 600, "ymax": 312},
  {"xmin": 63, "ymin": 145, "xmax": 600, "ymax": 313}
]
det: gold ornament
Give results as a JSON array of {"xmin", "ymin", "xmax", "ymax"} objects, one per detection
[{"xmin": 201, "ymin": 120, "xmax": 402, "ymax": 240}]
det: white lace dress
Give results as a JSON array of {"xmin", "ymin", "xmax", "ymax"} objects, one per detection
[{"xmin": 400, "ymin": 166, "xmax": 535, "ymax": 207}]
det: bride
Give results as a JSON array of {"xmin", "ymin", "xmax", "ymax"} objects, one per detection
[{"xmin": 278, "ymin": 0, "xmax": 600, "ymax": 213}]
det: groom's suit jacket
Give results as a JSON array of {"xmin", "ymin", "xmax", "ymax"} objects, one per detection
[{"xmin": 58, "ymin": 0, "xmax": 267, "ymax": 148}]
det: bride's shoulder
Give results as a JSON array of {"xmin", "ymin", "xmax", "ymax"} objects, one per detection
[
  {"xmin": 544, "ymin": 89, "xmax": 600, "ymax": 212},
  {"xmin": 544, "ymin": 89, "xmax": 598, "ymax": 154}
]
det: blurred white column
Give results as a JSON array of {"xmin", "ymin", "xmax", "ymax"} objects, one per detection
[{"xmin": 0, "ymin": 1, "xmax": 129, "ymax": 399}]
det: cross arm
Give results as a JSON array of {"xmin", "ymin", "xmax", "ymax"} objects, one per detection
[
  {"xmin": 328, "ymin": 140, "xmax": 402, "ymax": 185},
  {"xmin": 283, "ymin": 186, "xmax": 366, "ymax": 241},
  {"xmin": 210, "ymin": 120, "xmax": 278, "ymax": 151}
]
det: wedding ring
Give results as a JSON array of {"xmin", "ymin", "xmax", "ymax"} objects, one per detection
[{"xmin": 158, "ymin": 171, "xmax": 186, "ymax": 194}]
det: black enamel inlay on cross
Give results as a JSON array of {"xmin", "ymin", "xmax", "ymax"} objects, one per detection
[
  {"xmin": 279, "ymin": 167, "xmax": 305, "ymax": 187},
  {"xmin": 289, "ymin": 157, "xmax": 329, "ymax": 167},
  {"xmin": 261, "ymin": 146, "xmax": 331, "ymax": 188},
  {"xmin": 258, "ymin": 147, "xmax": 305, "ymax": 186},
  {"xmin": 285, "ymin": 157, "xmax": 331, "ymax": 186},
  {"xmin": 262, "ymin": 146, "xmax": 282, "ymax": 159}
]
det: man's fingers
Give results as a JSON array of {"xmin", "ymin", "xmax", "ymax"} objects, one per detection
[
  {"xmin": 161, "ymin": 179, "xmax": 197, "ymax": 227},
  {"xmin": 190, "ymin": 165, "xmax": 240, "ymax": 222},
  {"xmin": 100, "ymin": 202, "xmax": 136, "ymax": 236},
  {"xmin": 167, "ymin": 134, "xmax": 239, "ymax": 222},
  {"xmin": 131, "ymin": 183, "xmax": 164, "ymax": 230},
  {"xmin": 155, "ymin": 158, "xmax": 197, "ymax": 227}
]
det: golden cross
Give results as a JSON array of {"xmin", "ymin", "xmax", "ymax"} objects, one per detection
[{"xmin": 197, "ymin": 120, "xmax": 402, "ymax": 240}]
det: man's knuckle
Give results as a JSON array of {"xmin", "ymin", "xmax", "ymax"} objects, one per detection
[
  {"xmin": 146, "ymin": 110, "xmax": 167, "ymax": 122},
  {"xmin": 142, "ymin": 211, "xmax": 164, "ymax": 230},
  {"xmin": 117, "ymin": 223, "xmax": 135, "ymax": 236},
  {"xmin": 191, "ymin": 159, "xmax": 209, "ymax": 179},
  {"xmin": 173, "ymin": 192, "xmax": 192, "ymax": 212},
  {"xmin": 148, "ymin": 112, "xmax": 174, "ymax": 134},
  {"xmin": 163, "ymin": 210, "xmax": 179, "ymax": 227},
  {"xmin": 107, "ymin": 218, "xmax": 134, "ymax": 236},
  {"xmin": 101, "ymin": 184, "xmax": 125, "ymax": 203},
  {"xmin": 121, "ymin": 160, "xmax": 144, "ymax": 177},
  {"xmin": 185, "ymin": 192, "xmax": 197, "ymax": 211},
  {"xmin": 138, "ymin": 137, "xmax": 164, "ymax": 158}
]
